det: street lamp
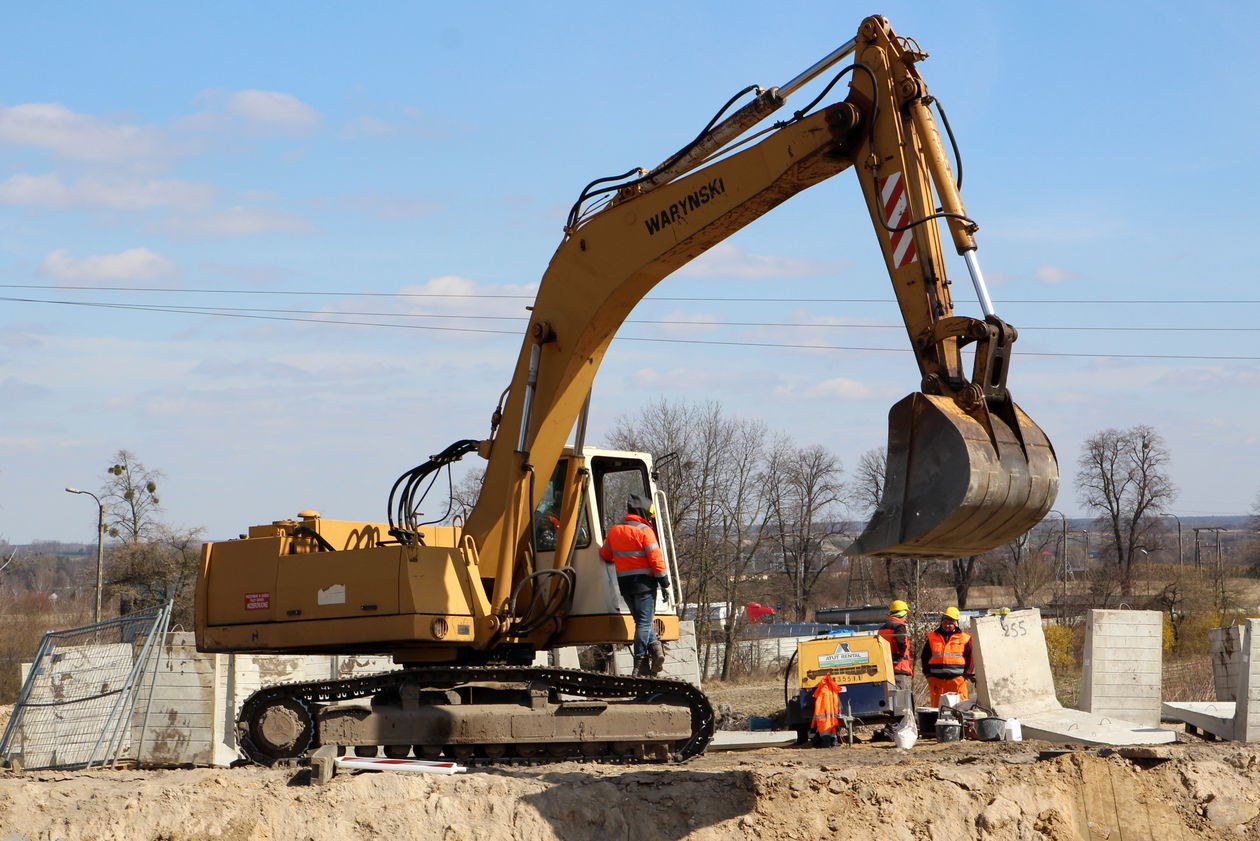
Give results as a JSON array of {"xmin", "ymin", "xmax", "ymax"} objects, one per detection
[
  {"xmin": 1161, "ymin": 513, "xmax": 1183, "ymax": 566},
  {"xmin": 65, "ymin": 487, "xmax": 105, "ymax": 624}
]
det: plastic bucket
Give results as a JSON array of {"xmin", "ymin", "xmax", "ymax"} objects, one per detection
[
  {"xmin": 935, "ymin": 720, "xmax": 962, "ymax": 743},
  {"xmin": 971, "ymin": 717, "xmax": 1006, "ymax": 741},
  {"xmin": 917, "ymin": 708, "xmax": 939, "ymax": 733}
]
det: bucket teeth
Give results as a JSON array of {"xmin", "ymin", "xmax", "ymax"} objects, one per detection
[{"xmin": 845, "ymin": 393, "xmax": 1058, "ymax": 559}]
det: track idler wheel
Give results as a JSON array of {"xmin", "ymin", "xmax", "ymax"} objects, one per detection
[{"xmin": 246, "ymin": 697, "xmax": 314, "ymax": 763}]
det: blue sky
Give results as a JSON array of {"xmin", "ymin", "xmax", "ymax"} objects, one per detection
[{"xmin": 2, "ymin": 1, "xmax": 1258, "ymax": 544}]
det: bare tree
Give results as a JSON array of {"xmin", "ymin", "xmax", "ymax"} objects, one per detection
[
  {"xmin": 1246, "ymin": 489, "xmax": 1260, "ymax": 573},
  {"xmin": 706, "ymin": 418, "xmax": 773, "ymax": 680},
  {"xmin": 763, "ymin": 440, "xmax": 846, "ymax": 621},
  {"xmin": 449, "ymin": 468, "xmax": 485, "ymax": 522},
  {"xmin": 1075, "ymin": 425, "xmax": 1177, "ymax": 597},
  {"xmin": 848, "ymin": 448, "xmax": 887, "ymax": 514},
  {"xmin": 101, "ymin": 450, "xmax": 163, "ymax": 543},
  {"xmin": 995, "ymin": 523, "xmax": 1059, "ymax": 608},
  {"xmin": 108, "ymin": 525, "xmax": 205, "ymax": 626},
  {"xmin": 950, "ymin": 556, "xmax": 981, "ymax": 609}
]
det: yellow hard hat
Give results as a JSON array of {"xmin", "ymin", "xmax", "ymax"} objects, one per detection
[
  {"xmin": 890, "ymin": 599, "xmax": 909, "ymax": 614},
  {"xmin": 943, "ymin": 606, "xmax": 961, "ymax": 621}
]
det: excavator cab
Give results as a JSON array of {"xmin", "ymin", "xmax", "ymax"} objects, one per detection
[{"xmin": 531, "ymin": 449, "xmax": 681, "ymax": 646}]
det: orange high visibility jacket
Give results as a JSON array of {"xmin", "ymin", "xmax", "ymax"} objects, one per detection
[
  {"xmin": 923, "ymin": 629, "xmax": 973, "ymax": 678},
  {"xmin": 599, "ymin": 514, "xmax": 667, "ymax": 579},
  {"xmin": 878, "ymin": 615, "xmax": 913, "ymax": 676},
  {"xmin": 811, "ymin": 674, "xmax": 843, "ymax": 735}
]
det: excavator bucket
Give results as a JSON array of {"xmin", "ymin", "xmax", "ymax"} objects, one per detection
[{"xmin": 845, "ymin": 393, "xmax": 1058, "ymax": 559}]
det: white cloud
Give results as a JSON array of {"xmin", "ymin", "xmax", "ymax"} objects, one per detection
[
  {"xmin": 1034, "ymin": 265, "xmax": 1082, "ymax": 285},
  {"xmin": 164, "ymin": 206, "xmax": 314, "ymax": 237},
  {"xmin": 675, "ymin": 242, "xmax": 848, "ymax": 279},
  {"xmin": 226, "ymin": 90, "xmax": 321, "ymax": 131},
  {"xmin": 0, "ymin": 103, "xmax": 167, "ymax": 161},
  {"xmin": 768, "ymin": 377, "xmax": 876, "ymax": 402},
  {"xmin": 629, "ymin": 367, "xmax": 750, "ymax": 391},
  {"xmin": 388, "ymin": 275, "xmax": 538, "ymax": 320},
  {"xmin": 0, "ymin": 172, "xmax": 215, "ymax": 210},
  {"xmin": 38, "ymin": 247, "xmax": 179, "ymax": 282}
]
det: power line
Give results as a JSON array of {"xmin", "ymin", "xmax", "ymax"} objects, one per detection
[
  {"xmin": 5, "ymin": 294, "xmax": 1259, "ymax": 333},
  {"xmin": 5, "ymin": 294, "xmax": 1258, "ymax": 361},
  {"xmin": 2, "ymin": 282, "xmax": 1258, "ymax": 305}
]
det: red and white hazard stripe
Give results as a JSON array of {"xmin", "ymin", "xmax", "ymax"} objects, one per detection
[
  {"xmin": 334, "ymin": 755, "xmax": 466, "ymax": 774},
  {"xmin": 880, "ymin": 173, "xmax": 918, "ymax": 269}
]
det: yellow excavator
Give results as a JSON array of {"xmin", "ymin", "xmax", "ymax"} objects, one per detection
[{"xmin": 195, "ymin": 15, "xmax": 1057, "ymax": 765}]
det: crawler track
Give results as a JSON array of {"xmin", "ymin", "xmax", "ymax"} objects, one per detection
[{"xmin": 238, "ymin": 665, "xmax": 714, "ymax": 767}]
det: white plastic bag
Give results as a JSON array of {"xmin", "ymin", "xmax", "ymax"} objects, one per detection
[{"xmin": 893, "ymin": 714, "xmax": 918, "ymax": 749}]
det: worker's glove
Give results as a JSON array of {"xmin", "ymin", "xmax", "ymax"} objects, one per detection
[
  {"xmin": 657, "ymin": 576, "xmax": 671, "ymax": 593},
  {"xmin": 965, "ymin": 674, "xmax": 976, "ymax": 684}
]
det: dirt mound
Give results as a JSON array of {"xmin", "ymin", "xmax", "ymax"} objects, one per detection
[{"xmin": 2, "ymin": 740, "xmax": 1258, "ymax": 840}]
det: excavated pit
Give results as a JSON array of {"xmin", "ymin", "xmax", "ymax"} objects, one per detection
[{"xmin": 2, "ymin": 739, "xmax": 1259, "ymax": 840}]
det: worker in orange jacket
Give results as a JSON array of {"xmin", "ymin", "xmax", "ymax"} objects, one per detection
[
  {"xmin": 600, "ymin": 493, "xmax": 669, "ymax": 675},
  {"xmin": 920, "ymin": 607, "xmax": 974, "ymax": 706},
  {"xmin": 878, "ymin": 599, "xmax": 914, "ymax": 696}
]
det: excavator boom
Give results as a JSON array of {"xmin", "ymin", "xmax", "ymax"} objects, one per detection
[{"xmin": 464, "ymin": 15, "xmax": 1057, "ymax": 582}]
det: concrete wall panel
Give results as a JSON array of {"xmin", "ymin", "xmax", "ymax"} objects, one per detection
[{"xmin": 1079, "ymin": 609, "xmax": 1163, "ymax": 727}]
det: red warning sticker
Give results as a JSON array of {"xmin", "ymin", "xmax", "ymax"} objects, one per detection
[{"xmin": 244, "ymin": 592, "xmax": 271, "ymax": 610}]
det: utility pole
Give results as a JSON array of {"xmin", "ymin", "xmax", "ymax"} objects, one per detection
[{"xmin": 65, "ymin": 487, "xmax": 106, "ymax": 624}]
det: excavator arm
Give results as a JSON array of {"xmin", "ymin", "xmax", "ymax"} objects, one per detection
[{"xmin": 463, "ymin": 15, "xmax": 1058, "ymax": 604}]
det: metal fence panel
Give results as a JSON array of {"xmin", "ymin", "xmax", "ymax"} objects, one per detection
[{"xmin": 0, "ymin": 603, "xmax": 172, "ymax": 770}]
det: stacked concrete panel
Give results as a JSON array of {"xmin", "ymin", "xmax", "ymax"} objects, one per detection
[
  {"xmin": 1235, "ymin": 619, "xmax": 1260, "ymax": 742},
  {"xmin": 972, "ymin": 608, "xmax": 1174, "ymax": 745},
  {"xmin": 1162, "ymin": 620, "xmax": 1260, "ymax": 742},
  {"xmin": 129, "ymin": 633, "xmax": 399, "ymax": 766},
  {"xmin": 1079, "ymin": 609, "xmax": 1163, "ymax": 728}
]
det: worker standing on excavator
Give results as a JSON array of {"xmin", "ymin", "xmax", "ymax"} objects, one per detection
[
  {"xmin": 921, "ymin": 607, "xmax": 974, "ymax": 706},
  {"xmin": 600, "ymin": 494, "xmax": 669, "ymax": 675}
]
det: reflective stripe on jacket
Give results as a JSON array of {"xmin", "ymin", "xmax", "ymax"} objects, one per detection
[
  {"xmin": 925, "ymin": 629, "xmax": 972, "ymax": 678},
  {"xmin": 878, "ymin": 615, "xmax": 913, "ymax": 676},
  {"xmin": 599, "ymin": 513, "xmax": 666, "ymax": 578}
]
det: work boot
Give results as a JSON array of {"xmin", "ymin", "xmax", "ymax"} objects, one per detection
[
  {"xmin": 632, "ymin": 656, "xmax": 649, "ymax": 676},
  {"xmin": 648, "ymin": 641, "xmax": 666, "ymax": 674}
]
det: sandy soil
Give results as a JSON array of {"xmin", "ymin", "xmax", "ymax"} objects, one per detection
[{"xmin": 3, "ymin": 693, "xmax": 1260, "ymax": 840}]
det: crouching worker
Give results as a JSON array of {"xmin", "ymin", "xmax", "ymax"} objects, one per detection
[
  {"xmin": 600, "ymin": 493, "xmax": 669, "ymax": 675},
  {"xmin": 921, "ymin": 607, "xmax": 975, "ymax": 706}
]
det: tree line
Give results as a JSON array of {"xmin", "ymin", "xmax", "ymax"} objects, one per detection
[{"xmin": 5, "ymin": 410, "xmax": 1259, "ymax": 664}]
